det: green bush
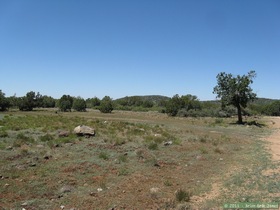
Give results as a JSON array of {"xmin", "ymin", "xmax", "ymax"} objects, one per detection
[
  {"xmin": 99, "ymin": 151, "xmax": 109, "ymax": 160},
  {"xmin": 40, "ymin": 134, "xmax": 54, "ymax": 142},
  {"xmin": 99, "ymin": 96, "xmax": 114, "ymax": 113},
  {"xmin": 148, "ymin": 142, "xmax": 158, "ymax": 150},
  {"xmin": 72, "ymin": 97, "xmax": 87, "ymax": 112},
  {"xmin": 175, "ymin": 189, "xmax": 191, "ymax": 202}
]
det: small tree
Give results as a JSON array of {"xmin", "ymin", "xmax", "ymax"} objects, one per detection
[
  {"xmin": 59, "ymin": 95, "xmax": 73, "ymax": 112},
  {"xmin": 86, "ymin": 97, "xmax": 101, "ymax": 108},
  {"xmin": 0, "ymin": 90, "xmax": 10, "ymax": 111},
  {"xmin": 165, "ymin": 94, "xmax": 201, "ymax": 116},
  {"xmin": 213, "ymin": 71, "xmax": 257, "ymax": 124},
  {"xmin": 72, "ymin": 97, "xmax": 87, "ymax": 112},
  {"xmin": 42, "ymin": 95, "xmax": 56, "ymax": 108},
  {"xmin": 99, "ymin": 96, "xmax": 114, "ymax": 113},
  {"xmin": 18, "ymin": 91, "xmax": 38, "ymax": 111}
]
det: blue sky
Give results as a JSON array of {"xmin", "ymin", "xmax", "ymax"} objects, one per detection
[{"xmin": 0, "ymin": 0, "xmax": 279, "ymax": 100}]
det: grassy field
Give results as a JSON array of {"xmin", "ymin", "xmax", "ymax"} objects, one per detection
[{"xmin": 0, "ymin": 109, "xmax": 279, "ymax": 209}]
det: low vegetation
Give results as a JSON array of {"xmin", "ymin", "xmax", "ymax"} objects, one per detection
[{"xmin": 0, "ymin": 110, "xmax": 277, "ymax": 209}]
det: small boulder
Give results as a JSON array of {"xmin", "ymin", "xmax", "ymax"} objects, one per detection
[
  {"xmin": 58, "ymin": 130, "xmax": 70, "ymax": 137},
  {"xmin": 74, "ymin": 125, "xmax": 95, "ymax": 137}
]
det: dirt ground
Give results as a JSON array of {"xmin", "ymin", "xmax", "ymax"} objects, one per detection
[
  {"xmin": 265, "ymin": 117, "xmax": 280, "ymax": 162},
  {"xmin": 1, "ymin": 112, "xmax": 280, "ymax": 209}
]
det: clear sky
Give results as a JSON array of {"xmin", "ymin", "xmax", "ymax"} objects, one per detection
[{"xmin": 0, "ymin": 0, "xmax": 279, "ymax": 100}]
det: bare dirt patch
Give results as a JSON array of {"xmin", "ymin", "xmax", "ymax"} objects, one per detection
[{"xmin": 264, "ymin": 117, "xmax": 280, "ymax": 162}]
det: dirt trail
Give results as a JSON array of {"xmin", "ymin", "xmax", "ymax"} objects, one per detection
[{"xmin": 265, "ymin": 117, "xmax": 280, "ymax": 162}]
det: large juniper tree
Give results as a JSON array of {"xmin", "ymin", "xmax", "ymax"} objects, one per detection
[{"xmin": 213, "ymin": 71, "xmax": 257, "ymax": 124}]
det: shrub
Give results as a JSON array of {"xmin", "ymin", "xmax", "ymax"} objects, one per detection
[
  {"xmin": 40, "ymin": 134, "xmax": 54, "ymax": 142},
  {"xmin": 148, "ymin": 142, "xmax": 158, "ymax": 150},
  {"xmin": 72, "ymin": 97, "xmax": 86, "ymax": 112},
  {"xmin": 0, "ymin": 130, "xmax": 8, "ymax": 138},
  {"xmin": 99, "ymin": 151, "xmax": 109, "ymax": 160},
  {"xmin": 99, "ymin": 96, "xmax": 114, "ymax": 113},
  {"xmin": 175, "ymin": 189, "xmax": 191, "ymax": 202}
]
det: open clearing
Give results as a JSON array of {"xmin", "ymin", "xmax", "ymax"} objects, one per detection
[{"xmin": 0, "ymin": 110, "xmax": 280, "ymax": 209}]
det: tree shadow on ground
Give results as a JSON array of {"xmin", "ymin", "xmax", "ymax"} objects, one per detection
[{"xmin": 229, "ymin": 120, "xmax": 266, "ymax": 128}]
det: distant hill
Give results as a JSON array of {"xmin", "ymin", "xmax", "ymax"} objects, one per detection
[
  {"xmin": 114, "ymin": 95, "xmax": 170, "ymax": 104},
  {"xmin": 115, "ymin": 96, "xmax": 278, "ymax": 106}
]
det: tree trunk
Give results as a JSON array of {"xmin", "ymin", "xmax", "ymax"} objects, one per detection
[{"xmin": 237, "ymin": 104, "xmax": 243, "ymax": 124}]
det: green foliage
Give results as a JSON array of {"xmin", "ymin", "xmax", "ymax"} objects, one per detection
[
  {"xmin": 13, "ymin": 133, "xmax": 35, "ymax": 147},
  {"xmin": 148, "ymin": 142, "xmax": 158, "ymax": 150},
  {"xmin": 263, "ymin": 100, "xmax": 280, "ymax": 116},
  {"xmin": 86, "ymin": 97, "xmax": 101, "ymax": 108},
  {"xmin": 72, "ymin": 97, "xmax": 86, "ymax": 112},
  {"xmin": 58, "ymin": 95, "xmax": 73, "ymax": 112},
  {"xmin": 166, "ymin": 94, "xmax": 201, "ymax": 116},
  {"xmin": 0, "ymin": 90, "xmax": 10, "ymax": 111},
  {"xmin": 0, "ymin": 130, "xmax": 8, "ymax": 138},
  {"xmin": 99, "ymin": 96, "xmax": 113, "ymax": 113},
  {"xmin": 99, "ymin": 151, "xmax": 109, "ymax": 160},
  {"xmin": 213, "ymin": 71, "xmax": 257, "ymax": 124},
  {"xmin": 18, "ymin": 91, "xmax": 42, "ymax": 111},
  {"xmin": 114, "ymin": 95, "xmax": 168, "ymax": 111},
  {"xmin": 41, "ymin": 95, "xmax": 56, "ymax": 108},
  {"xmin": 40, "ymin": 134, "xmax": 54, "ymax": 142},
  {"xmin": 175, "ymin": 189, "xmax": 191, "ymax": 202}
]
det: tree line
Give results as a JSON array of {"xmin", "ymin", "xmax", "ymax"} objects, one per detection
[{"xmin": 1, "ymin": 71, "xmax": 280, "ymax": 123}]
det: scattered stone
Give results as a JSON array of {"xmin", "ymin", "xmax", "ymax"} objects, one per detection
[
  {"xmin": 154, "ymin": 162, "xmax": 161, "ymax": 167},
  {"xmin": 219, "ymin": 158, "xmax": 223, "ymax": 161},
  {"xmin": 74, "ymin": 125, "xmax": 95, "ymax": 137},
  {"xmin": 6, "ymin": 146, "xmax": 13, "ymax": 150},
  {"xmin": 196, "ymin": 155, "xmax": 202, "ymax": 160},
  {"xmin": 36, "ymin": 144, "xmax": 44, "ymax": 148},
  {"xmin": 43, "ymin": 155, "xmax": 52, "ymax": 160},
  {"xmin": 150, "ymin": 187, "xmax": 159, "ymax": 193},
  {"xmin": 154, "ymin": 134, "xmax": 162, "ymax": 137},
  {"xmin": 60, "ymin": 205, "xmax": 65, "ymax": 209},
  {"xmin": 97, "ymin": 188, "xmax": 103, "ymax": 192},
  {"xmin": 21, "ymin": 202, "xmax": 28, "ymax": 206},
  {"xmin": 163, "ymin": 141, "xmax": 173, "ymax": 146},
  {"xmin": 58, "ymin": 130, "xmax": 70, "ymax": 137},
  {"xmin": 29, "ymin": 163, "xmax": 36, "ymax": 167},
  {"xmin": 90, "ymin": 192, "xmax": 97, "ymax": 196},
  {"xmin": 4, "ymin": 183, "xmax": 10, "ymax": 187},
  {"xmin": 60, "ymin": 185, "xmax": 73, "ymax": 194}
]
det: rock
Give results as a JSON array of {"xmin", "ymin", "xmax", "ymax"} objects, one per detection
[
  {"xmin": 29, "ymin": 163, "xmax": 36, "ymax": 167},
  {"xmin": 154, "ymin": 162, "xmax": 161, "ymax": 167},
  {"xmin": 60, "ymin": 185, "xmax": 73, "ymax": 194},
  {"xmin": 97, "ymin": 188, "xmax": 103, "ymax": 192},
  {"xmin": 163, "ymin": 141, "xmax": 173, "ymax": 146},
  {"xmin": 36, "ymin": 144, "xmax": 44, "ymax": 148},
  {"xmin": 43, "ymin": 155, "xmax": 52, "ymax": 160},
  {"xmin": 6, "ymin": 146, "xmax": 13, "ymax": 150},
  {"xmin": 74, "ymin": 125, "xmax": 95, "ymax": 137},
  {"xmin": 58, "ymin": 131, "xmax": 70, "ymax": 137},
  {"xmin": 90, "ymin": 192, "xmax": 97, "ymax": 196},
  {"xmin": 150, "ymin": 187, "xmax": 159, "ymax": 193}
]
